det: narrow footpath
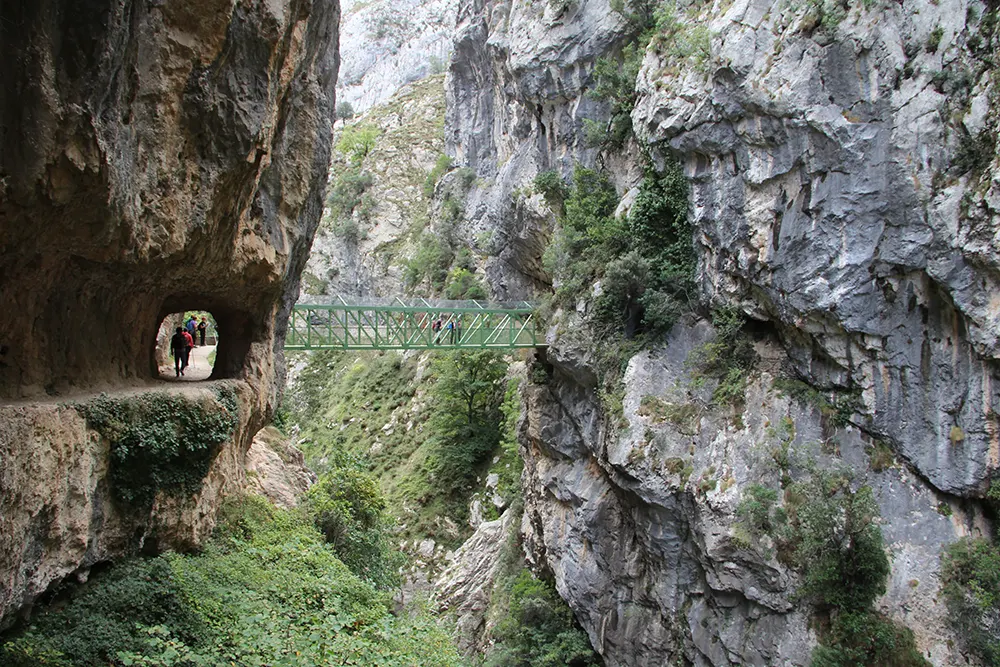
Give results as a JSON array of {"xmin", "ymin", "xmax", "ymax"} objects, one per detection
[{"xmin": 161, "ymin": 344, "xmax": 216, "ymax": 382}]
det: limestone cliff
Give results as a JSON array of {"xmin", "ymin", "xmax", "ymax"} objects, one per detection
[
  {"xmin": 0, "ymin": 0, "xmax": 338, "ymax": 629},
  {"xmin": 440, "ymin": 0, "xmax": 1000, "ymax": 663},
  {"xmin": 632, "ymin": 0, "xmax": 1000, "ymax": 499},
  {"xmin": 0, "ymin": 0, "xmax": 338, "ymax": 406},
  {"xmin": 339, "ymin": 0, "xmax": 457, "ymax": 114}
]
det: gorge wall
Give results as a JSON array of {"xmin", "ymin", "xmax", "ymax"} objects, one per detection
[
  {"xmin": 436, "ymin": 0, "xmax": 1000, "ymax": 664},
  {"xmin": 0, "ymin": 0, "xmax": 339, "ymax": 629}
]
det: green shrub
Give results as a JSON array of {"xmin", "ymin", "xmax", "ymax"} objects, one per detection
[
  {"xmin": 443, "ymin": 266, "xmax": 488, "ymax": 300},
  {"xmin": 404, "ymin": 231, "xmax": 454, "ymax": 291},
  {"xmin": 792, "ymin": 481, "xmax": 889, "ymax": 612},
  {"xmin": 485, "ymin": 569, "xmax": 600, "ymax": 667},
  {"xmin": 629, "ymin": 163, "xmax": 694, "ymax": 295},
  {"xmin": 939, "ymin": 537, "xmax": 1000, "ymax": 664},
  {"xmin": 336, "ymin": 100, "xmax": 356, "ymax": 120},
  {"xmin": 593, "ymin": 250, "xmax": 651, "ymax": 335},
  {"xmin": 304, "ymin": 467, "xmax": 405, "ymax": 589},
  {"xmin": 543, "ymin": 164, "xmax": 692, "ymax": 339},
  {"xmin": 587, "ymin": 43, "xmax": 644, "ymax": 148},
  {"xmin": 925, "ymin": 25, "xmax": 943, "ymax": 52},
  {"xmin": 736, "ymin": 484, "xmax": 786, "ymax": 544},
  {"xmin": 424, "ymin": 153, "xmax": 453, "ymax": 198},
  {"xmin": 810, "ymin": 611, "xmax": 929, "ymax": 667},
  {"xmin": 76, "ymin": 388, "xmax": 238, "ymax": 506},
  {"xmin": 426, "ymin": 351, "xmax": 508, "ymax": 495},
  {"xmin": 773, "ymin": 475, "xmax": 929, "ymax": 666},
  {"xmin": 337, "ymin": 122, "xmax": 381, "ymax": 163},
  {"xmin": 687, "ymin": 308, "xmax": 758, "ymax": 407},
  {"xmin": 534, "ymin": 170, "xmax": 568, "ymax": 214},
  {"xmin": 326, "ymin": 167, "xmax": 375, "ymax": 240}
]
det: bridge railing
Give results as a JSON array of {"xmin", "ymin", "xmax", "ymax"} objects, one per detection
[{"xmin": 286, "ymin": 299, "xmax": 542, "ymax": 350}]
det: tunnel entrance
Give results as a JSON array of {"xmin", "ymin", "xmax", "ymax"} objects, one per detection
[{"xmin": 156, "ymin": 312, "xmax": 218, "ymax": 381}]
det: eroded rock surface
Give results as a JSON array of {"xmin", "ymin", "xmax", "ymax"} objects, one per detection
[
  {"xmin": 522, "ymin": 320, "xmax": 975, "ymax": 665},
  {"xmin": 338, "ymin": 0, "xmax": 457, "ymax": 114},
  {"xmin": 0, "ymin": 0, "xmax": 338, "ymax": 629},
  {"xmin": 436, "ymin": 0, "xmax": 999, "ymax": 662},
  {"xmin": 632, "ymin": 0, "xmax": 1000, "ymax": 497},
  {"xmin": 446, "ymin": 0, "xmax": 639, "ymax": 298},
  {"xmin": 0, "ymin": 0, "xmax": 339, "ymax": 410},
  {"xmin": 246, "ymin": 425, "xmax": 316, "ymax": 508}
]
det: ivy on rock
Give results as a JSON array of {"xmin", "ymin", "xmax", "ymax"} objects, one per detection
[{"xmin": 76, "ymin": 387, "xmax": 239, "ymax": 507}]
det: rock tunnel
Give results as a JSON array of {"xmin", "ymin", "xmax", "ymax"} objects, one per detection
[{"xmin": 0, "ymin": 0, "xmax": 340, "ymax": 401}]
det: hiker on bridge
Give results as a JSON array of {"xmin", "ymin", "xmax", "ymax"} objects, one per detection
[
  {"xmin": 198, "ymin": 317, "xmax": 208, "ymax": 346},
  {"xmin": 186, "ymin": 316, "xmax": 198, "ymax": 346}
]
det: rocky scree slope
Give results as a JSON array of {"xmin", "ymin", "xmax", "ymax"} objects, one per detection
[
  {"xmin": 437, "ymin": 0, "xmax": 1000, "ymax": 664},
  {"xmin": 303, "ymin": 75, "xmax": 448, "ymax": 298},
  {"xmin": 0, "ymin": 0, "xmax": 338, "ymax": 629}
]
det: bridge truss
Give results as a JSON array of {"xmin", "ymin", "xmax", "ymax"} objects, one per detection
[{"xmin": 286, "ymin": 296, "xmax": 542, "ymax": 350}]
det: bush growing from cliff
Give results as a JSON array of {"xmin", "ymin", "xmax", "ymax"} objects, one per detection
[
  {"xmin": 426, "ymin": 350, "xmax": 507, "ymax": 495},
  {"xmin": 76, "ymin": 388, "xmax": 239, "ymax": 507},
  {"xmin": 337, "ymin": 122, "xmax": 382, "ymax": 163},
  {"xmin": 939, "ymin": 537, "xmax": 1000, "ymax": 664},
  {"xmin": 336, "ymin": 100, "xmax": 356, "ymax": 120},
  {"xmin": 326, "ymin": 167, "xmax": 375, "ymax": 241},
  {"xmin": 486, "ymin": 568, "xmax": 601, "ymax": 667},
  {"xmin": 686, "ymin": 308, "xmax": 758, "ymax": 407},
  {"xmin": 542, "ymin": 164, "xmax": 692, "ymax": 339},
  {"xmin": 424, "ymin": 153, "xmax": 453, "ymax": 198},
  {"xmin": 304, "ymin": 467, "xmax": 405, "ymax": 590},
  {"xmin": 404, "ymin": 230, "xmax": 455, "ymax": 291},
  {"xmin": 443, "ymin": 266, "xmax": 488, "ymax": 299},
  {"xmin": 0, "ymin": 496, "xmax": 463, "ymax": 667},
  {"xmin": 780, "ymin": 474, "xmax": 929, "ymax": 666}
]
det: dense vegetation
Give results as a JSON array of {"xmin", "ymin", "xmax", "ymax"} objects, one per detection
[
  {"xmin": 0, "ymin": 496, "xmax": 462, "ymax": 667},
  {"xmin": 485, "ymin": 566, "xmax": 600, "ymax": 667},
  {"xmin": 732, "ymin": 472, "xmax": 928, "ymax": 666},
  {"xmin": 287, "ymin": 349, "xmax": 509, "ymax": 546},
  {"xmin": 541, "ymin": 164, "xmax": 693, "ymax": 339},
  {"xmin": 76, "ymin": 388, "xmax": 239, "ymax": 507},
  {"xmin": 940, "ymin": 537, "xmax": 1000, "ymax": 664}
]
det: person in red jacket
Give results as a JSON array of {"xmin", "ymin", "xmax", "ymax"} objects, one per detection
[{"xmin": 181, "ymin": 329, "xmax": 194, "ymax": 374}]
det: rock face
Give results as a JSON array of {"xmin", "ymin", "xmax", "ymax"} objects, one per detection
[
  {"xmin": 338, "ymin": 0, "xmax": 457, "ymax": 114},
  {"xmin": 0, "ymin": 0, "xmax": 339, "ymax": 408},
  {"xmin": 0, "ymin": 0, "xmax": 338, "ymax": 628},
  {"xmin": 435, "ymin": 508, "xmax": 517, "ymax": 655},
  {"xmin": 446, "ymin": 0, "xmax": 638, "ymax": 298},
  {"xmin": 631, "ymin": 0, "xmax": 1000, "ymax": 497},
  {"xmin": 438, "ymin": 0, "xmax": 999, "ymax": 663},
  {"xmin": 522, "ymin": 321, "xmax": 977, "ymax": 665},
  {"xmin": 245, "ymin": 425, "xmax": 316, "ymax": 508},
  {"xmin": 0, "ymin": 383, "xmax": 255, "ymax": 628},
  {"xmin": 304, "ymin": 75, "xmax": 448, "ymax": 298}
]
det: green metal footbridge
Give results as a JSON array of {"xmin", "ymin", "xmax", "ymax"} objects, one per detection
[{"xmin": 286, "ymin": 296, "xmax": 543, "ymax": 350}]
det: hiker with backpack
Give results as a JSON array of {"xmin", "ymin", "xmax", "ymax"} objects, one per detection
[{"xmin": 170, "ymin": 327, "xmax": 190, "ymax": 377}]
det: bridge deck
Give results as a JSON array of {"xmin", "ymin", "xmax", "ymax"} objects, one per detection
[{"xmin": 286, "ymin": 297, "xmax": 542, "ymax": 350}]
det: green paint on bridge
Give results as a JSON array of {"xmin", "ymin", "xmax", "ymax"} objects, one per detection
[{"xmin": 286, "ymin": 296, "xmax": 543, "ymax": 350}]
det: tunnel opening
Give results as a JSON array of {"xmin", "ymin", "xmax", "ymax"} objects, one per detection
[
  {"xmin": 153, "ymin": 299, "xmax": 256, "ymax": 383},
  {"xmin": 156, "ymin": 311, "xmax": 219, "ymax": 381}
]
